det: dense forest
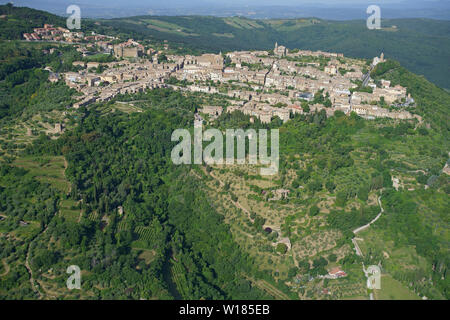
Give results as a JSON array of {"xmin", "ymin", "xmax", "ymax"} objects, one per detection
[
  {"xmin": 0, "ymin": 41, "xmax": 82, "ymax": 125},
  {"xmin": 1, "ymin": 91, "xmax": 272, "ymax": 299}
]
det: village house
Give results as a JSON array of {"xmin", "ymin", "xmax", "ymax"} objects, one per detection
[
  {"xmin": 328, "ymin": 267, "xmax": 347, "ymax": 279},
  {"xmin": 200, "ymin": 106, "xmax": 224, "ymax": 120},
  {"xmin": 56, "ymin": 37, "xmax": 417, "ymax": 125},
  {"xmin": 114, "ymin": 40, "xmax": 144, "ymax": 58},
  {"xmin": 325, "ymin": 64, "xmax": 338, "ymax": 75},
  {"xmin": 269, "ymin": 189, "xmax": 290, "ymax": 201}
]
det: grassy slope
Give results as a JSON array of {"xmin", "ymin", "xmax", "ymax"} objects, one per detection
[
  {"xmin": 0, "ymin": 4, "xmax": 65, "ymax": 39},
  {"xmin": 375, "ymin": 275, "xmax": 421, "ymax": 300}
]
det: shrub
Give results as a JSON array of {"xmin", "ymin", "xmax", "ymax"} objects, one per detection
[
  {"xmin": 309, "ymin": 205, "xmax": 320, "ymax": 216},
  {"xmin": 276, "ymin": 243, "xmax": 288, "ymax": 254}
]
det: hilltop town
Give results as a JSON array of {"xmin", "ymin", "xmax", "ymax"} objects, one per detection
[
  {"xmin": 25, "ymin": 24, "xmax": 420, "ymax": 124},
  {"xmin": 0, "ymin": 5, "xmax": 444, "ymax": 302}
]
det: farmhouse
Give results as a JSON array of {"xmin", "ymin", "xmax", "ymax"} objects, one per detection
[{"xmin": 328, "ymin": 267, "xmax": 347, "ymax": 279}]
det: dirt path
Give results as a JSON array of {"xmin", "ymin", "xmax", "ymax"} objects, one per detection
[
  {"xmin": 353, "ymin": 195, "xmax": 384, "ymax": 235},
  {"xmin": 352, "ymin": 238, "xmax": 364, "ymax": 257},
  {"xmin": 352, "ymin": 193, "xmax": 384, "ymax": 300},
  {"xmin": 206, "ymin": 167, "xmax": 294, "ymax": 260},
  {"xmin": 64, "ymin": 157, "xmax": 71, "ymax": 194},
  {"xmin": 0, "ymin": 259, "xmax": 10, "ymax": 277},
  {"xmin": 263, "ymin": 224, "xmax": 292, "ymax": 251},
  {"xmin": 203, "ymin": 167, "xmax": 256, "ymax": 223},
  {"xmin": 231, "ymin": 199, "xmax": 255, "ymax": 223},
  {"xmin": 207, "ymin": 169, "xmax": 224, "ymax": 188},
  {"xmin": 25, "ymin": 210, "xmax": 58, "ymax": 299},
  {"xmin": 407, "ymin": 169, "xmax": 427, "ymax": 175},
  {"xmin": 36, "ymin": 279, "xmax": 58, "ymax": 300},
  {"xmin": 25, "ymin": 243, "xmax": 41, "ymax": 297}
]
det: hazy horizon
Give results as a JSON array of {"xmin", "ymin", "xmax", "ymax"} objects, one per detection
[{"xmin": 1, "ymin": 0, "xmax": 450, "ymax": 20}]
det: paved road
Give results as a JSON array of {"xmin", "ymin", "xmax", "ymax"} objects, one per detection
[
  {"xmin": 352, "ymin": 238, "xmax": 364, "ymax": 257},
  {"xmin": 362, "ymin": 72, "xmax": 371, "ymax": 87},
  {"xmin": 353, "ymin": 195, "xmax": 384, "ymax": 235},
  {"xmin": 352, "ymin": 193, "xmax": 384, "ymax": 300},
  {"xmin": 361, "ymin": 62, "xmax": 377, "ymax": 87}
]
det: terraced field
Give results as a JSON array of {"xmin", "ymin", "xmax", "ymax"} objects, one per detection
[
  {"xmin": 135, "ymin": 226, "xmax": 157, "ymax": 242},
  {"xmin": 171, "ymin": 260, "xmax": 189, "ymax": 298},
  {"xmin": 59, "ymin": 199, "xmax": 80, "ymax": 223},
  {"xmin": 244, "ymin": 275, "xmax": 291, "ymax": 300},
  {"xmin": 13, "ymin": 156, "xmax": 70, "ymax": 193}
]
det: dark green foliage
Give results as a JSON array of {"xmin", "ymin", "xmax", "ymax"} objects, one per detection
[
  {"xmin": 0, "ymin": 165, "xmax": 60, "ymax": 226},
  {"xmin": 309, "ymin": 205, "xmax": 320, "ymax": 217},
  {"xmin": 327, "ymin": 206, "xmax": 380, "ymax": 232},
  {"xmin": 313, "ymin": 257, "xmax": 328, "ymax": 268},
  {"xmin": 328, "ymin": 254, "xmax": 337, "ymax": 263},
  {"xmin": 0, "ymin": 4, "xmax": 65, "ymax": 40},
  {"xmin": 325, "ymin": 180, "xmax": 336, "ymax": 193},
  {"xmin": 22, "ymin": 91, "xmax": 265, "ymax": 299},
  {"xmin": 335, "ymin": 191, "xmax": 348, "ymax": 207},
  {"xmin": 357, "ymin": 186, "xmax": 369, "ymax": 202},
  {"xmin": 0, "ymin": 42, "xmax": 78, "ymax": 122},
  {"xmin": 297, "ymin": 260, "xmax": 310, "ymax": 273},
  {"xmin": 276, "ymin": 243, "xmax": 288, "ymax": 254}
]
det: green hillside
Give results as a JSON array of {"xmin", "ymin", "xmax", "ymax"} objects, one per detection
[{"xmin": 0, "ymin": 4, "xmax": 65, "ymax": 39}]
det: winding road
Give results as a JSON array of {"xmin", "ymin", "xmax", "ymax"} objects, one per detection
[
  {"xmin": 351, "ymin": 194, "xmax": 384, "ymax": 258},
  {"xmin": 353, "ymin": 195, "xmax": 384, "ymax": 236},
  {"xmin": 351, "ymin": 193, "xmax": 385, "ymax": 300}
]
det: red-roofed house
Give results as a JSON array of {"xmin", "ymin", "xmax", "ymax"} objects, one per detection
[{"xmin": 328, "ymin": 267, "xmax": 347, "ymax": 279}]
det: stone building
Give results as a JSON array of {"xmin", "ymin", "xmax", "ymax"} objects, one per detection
[{"xmin": 274, "ymin": 42, "xmax": 288, "ymax": 57}]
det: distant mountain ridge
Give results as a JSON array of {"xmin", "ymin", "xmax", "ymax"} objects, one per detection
[
  {"xmin": 99, "ymin": 15, "xmax": 450, "ymax": 89},
  {"xmin": 6, "ymin": 0, "xmax": 450, "ymax": 20}
]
